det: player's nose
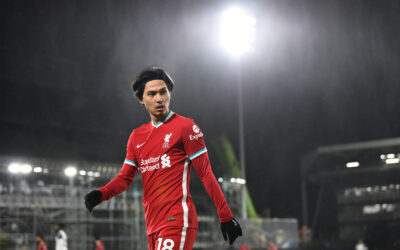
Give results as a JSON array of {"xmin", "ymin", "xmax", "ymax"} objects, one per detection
[{"xmin": 155, "ymin": 94, "xmax": 163, "ymax": 103}]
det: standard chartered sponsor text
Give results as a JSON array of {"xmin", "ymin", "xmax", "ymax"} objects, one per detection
[
  {"xmin": 141, "ymin": 163, "xmax": 160, "ymax": 173},
  {"xmin": 140, "ymin": 154, "xmax": 171, "ymax": 173},
  {"xmin": 141, "ymin": 156, "xmax": 160, "ymax": 166}
]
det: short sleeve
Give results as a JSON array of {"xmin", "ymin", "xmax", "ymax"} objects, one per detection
[
  {"xmin": 182, "ymin": 119, "xmax": 207, "ymax": 160},
  {"xmin": 124, "ymin": 131, "xmax": 138, "ymax": 168}
]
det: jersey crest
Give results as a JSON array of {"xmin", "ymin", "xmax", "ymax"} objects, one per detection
[{"xmin": 163, "ymin": 132, "xmax": 172, "ymax": 148}]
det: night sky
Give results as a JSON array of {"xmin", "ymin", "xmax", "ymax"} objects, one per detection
[{"xmin": 1, "ymin": 0, "xmax": 400, "ymax": 221}]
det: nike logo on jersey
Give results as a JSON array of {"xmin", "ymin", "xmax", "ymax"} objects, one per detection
[{"xmin": 137, "ymin": 143, "xmax": 145, "ymax": 148}]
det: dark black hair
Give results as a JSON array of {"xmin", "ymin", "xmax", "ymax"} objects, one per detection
[
  {"xmin": 132, "ymin": 66, "xmax": 174, "ymax": 100},
  {"xmin": 57, "ymin": 223, "xmax": 65, "ymax": 228},
  {"xmin": 37, "ymin": 233, "xmax": 44, "ymax": 239}
]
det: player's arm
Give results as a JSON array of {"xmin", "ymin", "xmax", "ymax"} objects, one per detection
[
  {"xmin": 183, "ymin": 120, "xmax": 242, "ymax": 245},
  {"xmin": 84, "ymin": 133, "xmax": 138, "ymax": 212},
  {"xmin": 84, "ymin": 160, "xmax": 138, "ymax": 212},
  {"xmin": 191, "ymin": 152, "xmax": 233, "ymax": 221},
  {"xmin": 99, "ymin": 161, "xmax": 138, "ymax": 201},
  {"xmin": 191, "ymin": 152, "xmax": 242, "ymax": 245}
]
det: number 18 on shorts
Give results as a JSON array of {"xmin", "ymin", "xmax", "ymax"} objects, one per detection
[{"xmin": 147, "ymin": 227, "xmax": 197, "ymax": 250}]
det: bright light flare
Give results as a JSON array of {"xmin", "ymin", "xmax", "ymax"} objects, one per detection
[
  {"xmin": 8, "ymin": 163, "xmax": 32, "ymax": 174},
  {"xmin": 20, "ymin": 164, "xmax": 32, "ymax": 174},
  {"xmin": 346, "ymin": 162, "xmax": 359, "ymax": 168},
  {"xmin": 219, "ymin": 6, "xmax": 256, "ymax": 56},
  {"xmin": 33, "ymin": 167, "xmax": 43, "ymax": 173},
  {"xmin": 386, "ymin": 158, "xmax": 400, "ymax": 165},
  {"xmin": 8, "ymin": 163, "xmax": 20, "ymax": 174},
  {"xmin": 236, "ymin": 178, "xmax": 246, "ymax": 185},
  {"xmin": 230, "ymin": 177, "xmax": 246, "ymax": 184},
  {"xmin": 387, "ymin": 153, "xmax": 395, "ymax": 159},
  {"xmin": 64, "ymin": 166, "xmax": 77, "ymax": 177}
]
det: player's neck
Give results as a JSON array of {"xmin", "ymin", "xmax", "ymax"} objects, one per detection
[{"xmin": 150, "ymin": 109, "xmax": 170, "ymax": 124}]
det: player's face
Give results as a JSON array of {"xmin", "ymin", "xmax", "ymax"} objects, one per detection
[{"xmin": 140, "ymin": 79, "xmax": 171, "ymax": 122}]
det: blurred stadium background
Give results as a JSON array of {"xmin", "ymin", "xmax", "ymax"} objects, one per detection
[
  {"xmin": 0, "ymin": 153, "xmax": 299, "ymax": 250},
  {"xmin": 1, "ymin": 0, "xmax": 400, "ymax": 249},
  {"xmin": 2, "ymin": 137, "xmax": 400, "ymax": 249}
]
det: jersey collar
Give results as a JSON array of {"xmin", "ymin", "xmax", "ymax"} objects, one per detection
[{"xmin": 151, "ymin": 110, "xmax": 174, "ymax": 128}]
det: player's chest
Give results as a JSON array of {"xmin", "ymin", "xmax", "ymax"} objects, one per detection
[
  {"xmin": 135, "ymin": 127, "xmax": 185, "ymax": 166},
  {"xmin": 138, "ymin": 127, "xmax": 182, "ymax": 151}
]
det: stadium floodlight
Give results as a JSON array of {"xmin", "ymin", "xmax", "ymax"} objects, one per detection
[
  {"xmin": 387, "ymin": 153, "xmax": 395, "ymax": 159},
  {"xmin": 79, "ymin": 170, "xmax": 87, "ymax": 176},
  {"xmin": 219, "ymin": 6, "xmax": 255, "ymax": 220},
  {"xmin": 8, "ymin": 163, "xmax": 20, "ymax": 174},
  {"xmin": 218, "ymin": 177, "xmax": 224, "ymax": 183},
  {"xmin": 8, "ymin": 163, "xmax": 32, "ymax": 174},
  {"xmin": 236, "ymin": 178, "xmax": 246, "ymax": 185},
  {"xmin": 219, "ymin": 6, "xmax": 256, "ymax": 57},
  {"xmin": 94, "ymin": 172, "xmax": 101, "ymax": 177},
  {"xmin": 33, "ymin": 167, "xmax": 43, "ymax": 173},
  {"xmin": 20, "ymin": 164, "xmax": 32, "ymax": 174},
  {"xmin": 346, "ymin": 162, "xmax": 360, "ymax": 168},
  {"xmin": 386, "ymin": 158, "xmax": 400, "ymax": 165},
  {"xmin": 87, "ymin": 171, "xmax": 94, "ymax": 177},
  {"xmin": 64, "ymin": 166, "xmax": 77, "ymax": 177}
]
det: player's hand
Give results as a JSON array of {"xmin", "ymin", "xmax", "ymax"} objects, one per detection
[
  {"xmin": 84, "ymin": 190, "xmax": 102, "ymax": 212},
  {"xmin": 221, "ymin": 217, "xmax": 242, "ymax": 245}
]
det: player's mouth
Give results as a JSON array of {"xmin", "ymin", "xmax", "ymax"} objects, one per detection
[{"xmin": 155, "ymin": 105, "xmax": 165, "ymax": 112}]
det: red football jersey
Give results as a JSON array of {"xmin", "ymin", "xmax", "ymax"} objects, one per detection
[
  {"xmin": 38, "ymin": 242, "xmax": 47, "ymax": 250},
  {"xmin": 95, "ymin": 241, "xmax": 105, "ymax": 250},
  {"xmin": 99, "ymin": 111, "xmax": 233, "ymax": 234}
]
